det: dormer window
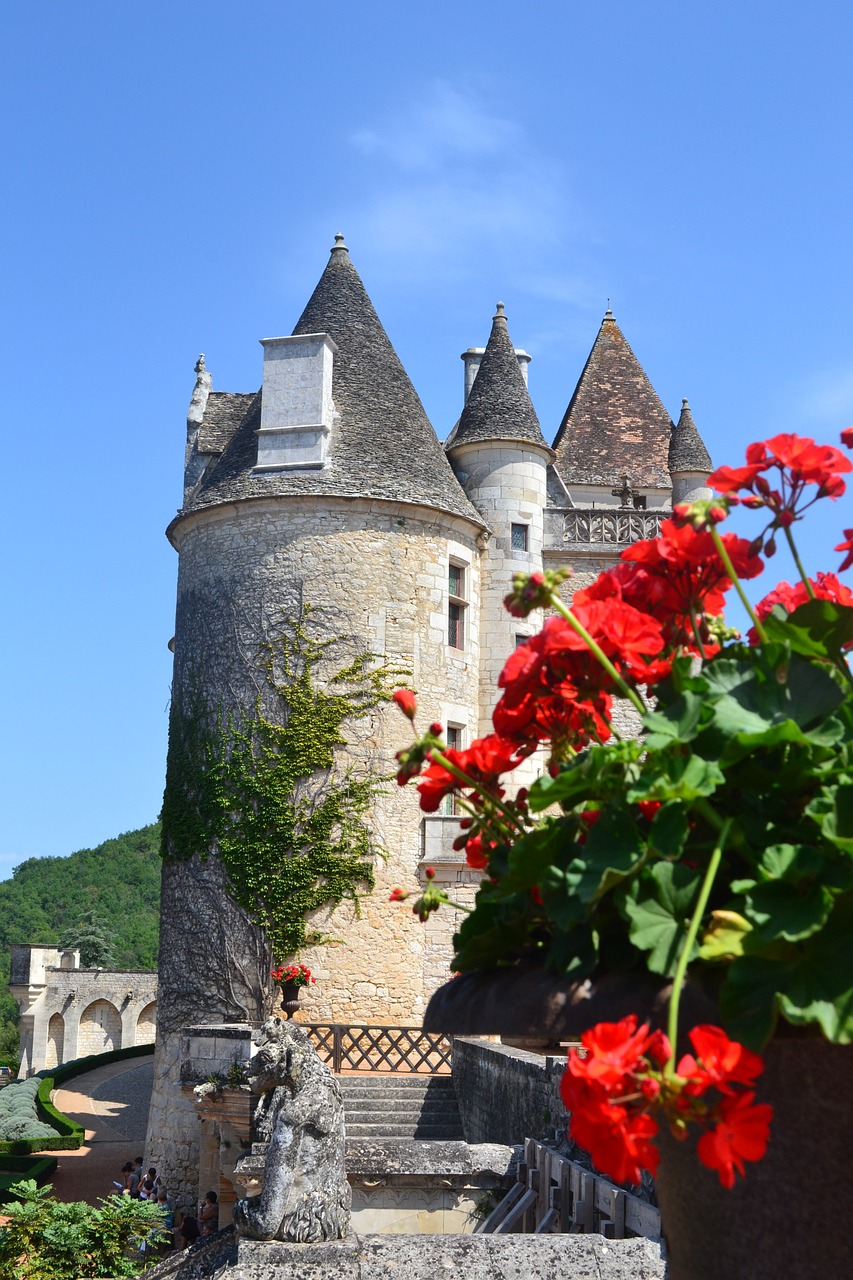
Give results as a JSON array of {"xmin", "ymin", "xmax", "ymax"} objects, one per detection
[{"xmin": 255, "ymin": 333, "xmax": 337, "ymax": 471}]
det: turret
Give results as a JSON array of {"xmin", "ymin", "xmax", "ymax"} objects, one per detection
[
  {"xmin": 447, "ymin": 303, "xmax": 552, "ymax": 734},
  {"xmin": 669, "ymin": 398, "xmax": 713, "ymax": 505}
]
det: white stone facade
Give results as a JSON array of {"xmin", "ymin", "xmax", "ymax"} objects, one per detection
[{"xmin": 9, "ymin": 944, "xmax": 157, "ymax": 1077}]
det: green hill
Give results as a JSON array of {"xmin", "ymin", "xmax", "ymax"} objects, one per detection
[{"xmin": 0, "ymin": 824, "xmax": 162, "ymax": 1063}]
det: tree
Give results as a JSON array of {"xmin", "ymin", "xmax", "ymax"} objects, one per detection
[
  {"xmin": 57, "ymin": 910, "xmax": 114, "ymax": 968},
  {"xmin": 0, "ymin": 1180, "xmax": 168, "ymax": 1280}
]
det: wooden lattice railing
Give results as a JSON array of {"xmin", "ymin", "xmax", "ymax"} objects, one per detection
[
  {"xmin": 477, "ymin": 1137, "xmax": 661, "ymax": 1239},
  {"xmin": 303, "ymin": 1024, "xmax": 452, "ymax": 1074}
]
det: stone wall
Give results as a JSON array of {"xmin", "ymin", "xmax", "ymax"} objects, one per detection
[
  {"xmin": 451, "ymin": 1036, "xmax": 569, "ymax": 1146},
  {"xmin": 9, "ymin": 944, "xmax": 157, "ymax": 1078}
]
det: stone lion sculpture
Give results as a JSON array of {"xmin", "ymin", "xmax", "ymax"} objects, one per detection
[{"xmin": 233, "ymin": 1018, "xmax": 351, "ymax": 1243}]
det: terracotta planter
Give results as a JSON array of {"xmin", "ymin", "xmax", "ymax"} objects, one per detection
[
  {"xmin": 425, "ymin": 967, "xmax": 851, "ymax": 1279},
  {"xmin": 276, "ymin": 979, "xmax": 302, "ymax": 1019}
]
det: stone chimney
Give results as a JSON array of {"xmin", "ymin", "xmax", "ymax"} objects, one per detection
[
  {"xmin": 256, "ymin": 333, "xmax": 338, "ymax": 470},
  {"xmin": 461, "ymin": 344, "xmax": 531, "ymax": 403}
]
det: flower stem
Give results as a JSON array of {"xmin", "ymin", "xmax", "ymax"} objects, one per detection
[
  {"xmin": 547, "ymin": 594, "xmax": 647, "ymax": 716},
  {"xmin": 708, "ymin": 527, "xmax": 769, "ymax": 643},
  {"xmin": 665, "ymin": 818, "xmax": 732, "ymax": 1075},
  {"xmin": 782, "ymin": 525, "xmax": 817, "ymax": 599}
]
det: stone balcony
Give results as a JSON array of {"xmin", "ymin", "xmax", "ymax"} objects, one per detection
[{"xmin": 420, "ymin": 816, "xmax": 466, "ymax": 870}]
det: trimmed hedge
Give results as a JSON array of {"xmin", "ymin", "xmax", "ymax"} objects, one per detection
[
  {"xmin": 0, "ymin": 1041, "xmax": 155, "ymax": 1155},
  {"xmin": 0, "ymin": 1155, "xmax": 57, "ymax": 1199}
]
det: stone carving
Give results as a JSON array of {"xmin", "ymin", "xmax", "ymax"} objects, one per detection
[
  {"xmin": 233, "ymin": 1018, "xmax": 351, "ymax": 1243},
  {"xmin": 563, "ymin": 510, "xmax": 664, "ymax": 545}
]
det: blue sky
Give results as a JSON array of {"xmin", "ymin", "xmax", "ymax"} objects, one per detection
[{"xmin": 2, "ymin": 1, "xmax": 852, "ymax": 872}]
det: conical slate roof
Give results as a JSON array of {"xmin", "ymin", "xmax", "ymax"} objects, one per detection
[
  {"xmin": 669, "ymin": 398, "xmax": 712, "ymax": 474},
  {"xmin": 181, "ymin": 238, "xmax": 483, "ymax": 527},
  {"xmin": 552, "ymin": 311, "xmax": 673, "ymax": 489},
  {"xmin": 446, "ymin": 304, "xmax": 549, "ymax": 452}
]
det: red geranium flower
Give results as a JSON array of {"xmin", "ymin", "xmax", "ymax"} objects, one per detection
[
  {"xmin": 696, "ymin": 1092, "xmax": 773, "ymax": 1189},
  {"xmin": 836, "ymin": 529, "xmax": 853, "ymax": 573},
  {"xmin": 561, "ymin": 1076, "xmax": 660, "ymax": 1184},
  {"xmin": 750, "ymin": 572, "xmax": 853, "ymax": 644},
  {"xmin": 678, "ymin": 1025, "xmax": 764, "ymax": 1096},
  {"xmin": 568, "ymin": 1015, "xmax": 656, "ymax": 1091}
]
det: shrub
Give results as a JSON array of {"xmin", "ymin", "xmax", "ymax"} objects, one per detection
[{"xmin": 0, "ymin": 1179, "xmax": 168, "ymax": 1279}]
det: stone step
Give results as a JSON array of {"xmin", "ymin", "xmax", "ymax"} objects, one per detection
[
  {"xmin": 338, "ymin": 1080, "xmax": 455, "ymax": 1095},
  {"xmin": 345, "ymin": 1121, "xmax": 465, "ymax": 1139},
  {"xmin": 343, "ymin": 1100, "xmax": 458, "ymax": 1121}
]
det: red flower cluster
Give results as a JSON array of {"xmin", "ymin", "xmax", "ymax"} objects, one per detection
[
  {"xmin": 415, "ymin": 734, "xmax": 524, "ymax": 813},
  {"xmin": 493, "ymin": 519, "xmax": 761, "ymax": 757},
  {"xmin": 749, "ymin": 572, "xmax": 853, "ymax": 645},
  {"xmin": 709, "ymin": 433, "xmax": 852, "ymax": 546},
  {"xmin": 560, "ymin": 1017, "xmax": 772, "ymax": 1189},
  {"xmin": 270, "ymin": 962, "xmax": 315, "ymax": 988}
]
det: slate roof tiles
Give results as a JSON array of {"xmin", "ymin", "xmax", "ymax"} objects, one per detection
[
  {"xmin": 182, "ymin": 238, "xmax": 483, "ymax": 527},
  {"xmin": 552, "ymin": 311, "xmax": 673, "ymax": 489},
  {"xmin": 447, "ymin": 304, "xmax": 549, "ymax": 453}
]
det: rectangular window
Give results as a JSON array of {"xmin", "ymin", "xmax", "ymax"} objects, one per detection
[
  {"xmin": 448, "ymin": 561, "xmax": 467, "ymax": 649},
  {"xmin": 444, "ymin": 724, "xmax": 463, "ymax": 815},
  {"xmin": 515, "ymin": 634, "xmax": 529, "ymax": 648},
  {"xmin": 511, "ymin": 523, "xmax": 529, "ymax": 552}
]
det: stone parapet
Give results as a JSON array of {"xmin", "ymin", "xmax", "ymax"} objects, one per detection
[{"xmin": 217, "ymin": 1233, "xmax": 665, "ymax": 1279}]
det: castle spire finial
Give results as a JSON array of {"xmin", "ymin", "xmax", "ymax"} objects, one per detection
[
  {"xmin": 194, "ymin": 353, "xmax": 206, "ymax": 376},
  {"xmin": 494, "ymin": 301, "xmax": 506, "ymax": 321},
  {"xmin": 331, "ymin": 232, "xmax": 348, "ymax": 254}
]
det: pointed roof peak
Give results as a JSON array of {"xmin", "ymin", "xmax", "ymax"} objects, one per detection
[
  {"xmin": 552, "ymin": 315, "xmax": 673, "ymax": 489},
  {"xmin": 448, "ymin": 305, "xmax": 548, "ymax": 453},
  {"xmin": 670, "ymin": 398, "xmax": 712, "ymax": 474},
  {"xmin": 331, "ymin": 232, "xmax": 349, "ymax": 255},
  {"xmin": 184, "ymin": 245, "xmax": 483, "ymax": 528}
]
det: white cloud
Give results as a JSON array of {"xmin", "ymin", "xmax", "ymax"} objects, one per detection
[{"xmin": 345, "ymin": 82, "xmax": 592, "ymax": 301}]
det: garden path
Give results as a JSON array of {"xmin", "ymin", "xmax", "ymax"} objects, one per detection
[{"xmin": 40, "ymin": 1057, "xmax": 154, "ymax": 1205}]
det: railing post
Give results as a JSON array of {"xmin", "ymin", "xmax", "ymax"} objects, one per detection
[{"xmin": 333, "ymin": 1024, "xmax": 343, "ymax": 1074}]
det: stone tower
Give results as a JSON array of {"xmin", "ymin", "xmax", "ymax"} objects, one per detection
[{"xmin": 148, "ymin": 241, "xmax": 712, "ymax": 1203}]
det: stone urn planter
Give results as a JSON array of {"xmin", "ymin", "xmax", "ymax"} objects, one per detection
[
  {"xmin": 424, "ymin": 967, "xmax": 852, "ymax": 1280},
  {"xmin": 275, "ymin": 980, "xmax": 302, "ymax": 1020}
]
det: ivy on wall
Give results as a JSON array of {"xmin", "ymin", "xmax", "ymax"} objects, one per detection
[{"xmin": 160, "ymin": 612, "xmax": 396, "ymax": 959}]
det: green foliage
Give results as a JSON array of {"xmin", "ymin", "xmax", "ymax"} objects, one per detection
[
  {"xmin": 58, "ymin": 909, "xmax": 114, "ymax": 968},
  {"xmin": 161, "ymin": 612, "xmax": 394, "ymax": 959},
  {"xmin": 451, "ymin": 615, "xmax": 853, "ymax": 1051},
  {"xmin": 0, "ymin": 824, "xmax": 161, "ymax": 1069},
  {"xmin": 0, "ymin": 1179, "xmax": 168, "ymax": 1280}
]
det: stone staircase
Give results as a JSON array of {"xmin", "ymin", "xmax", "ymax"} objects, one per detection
[{"xmin": 340, "ymin": 1075, "xmax": 464, "ymax": 1141}]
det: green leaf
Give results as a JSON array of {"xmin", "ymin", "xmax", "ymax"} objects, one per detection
[
  {"xmin": 745, "ymin": 879, "xmax": 834, "ymax": 941},
  {"xmin": 620, "ymin": 862, "xmax": 704, "ymax": 976},
  {"xmin": 648, "ymin": 802, "xmax": 690, "ymax": 857},
  {"xmin": 762, "ymin": 599, "xmax": 853, "ymax": 660},
  {"xmin": 720, "ymin": 896, "xmax": 853, "ymax": 1049},
  {"xmin": 641, "ymin": 689, "xmax": 707, "ymax": 748},
  {"xmin": 573, "ymin": 808, "xmax": 647, "ymax": 903},
  {"xmin": 628, "ymin": 752, "xmax": 725, "ymax": 802},
  {"xmin": 502, "ymin": 819, "xmax": 575, "ymax": 894},
  {"xmin": 806, "ymin": 784, "xmax": 853, "ymax": 852}
]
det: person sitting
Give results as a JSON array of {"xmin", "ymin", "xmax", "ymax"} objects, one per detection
[
  {"xmin": 177, "ymin": 1212, "xmax": 199, "ymax": 1250},
  {"xmin": 199, "ymin": 1189, "xmax": 218, "ymax": 1235}
]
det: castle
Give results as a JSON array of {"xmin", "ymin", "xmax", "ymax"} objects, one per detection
[{"xmin": 146, "ymin": 235, "xmax": 712, "ymax": 1201}]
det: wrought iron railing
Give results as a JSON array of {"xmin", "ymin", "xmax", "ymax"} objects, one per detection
[{"xmin": 304, "ymin": 1024, "xmax": 452, "ymax": 1074}]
